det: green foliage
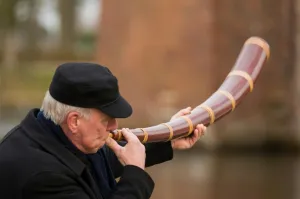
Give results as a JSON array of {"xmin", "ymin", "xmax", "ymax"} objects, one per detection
[
  {"xmin": 76, "ymin": 31, "xmax": 97, "ymax": 52},
  {"xmin": 0, "ymin": 0, "xmax": 19, "ymax": 28}
]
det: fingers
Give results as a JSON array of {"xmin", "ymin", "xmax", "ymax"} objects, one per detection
[
  {"xmin": 191, "ymin": 128, "xmax": 200, "ymax": 142},
  {"xmin": 106, "ymin": 128, "xmax": 139, "ymax": 152},
  {"xmin": 171, "ymin": 107, "xmax": 192, "ymax": 121},
  {"xmin": 120, "ymin": 128, "xmax": 139, "ymax": 143},
  {"xmin": 179, "ymin": 107, "xmax": 192, "ymax": 116},
  {"xmin": 106, "ymin": 128, "xmax": 145, "ymax": 169},
  {"xmin": 105, "ymin": 137, "xmax": 122, "ymax": 153},
  {"xmin": 194, "ymin": 124, "xmax": 207, "ymax": 140}
]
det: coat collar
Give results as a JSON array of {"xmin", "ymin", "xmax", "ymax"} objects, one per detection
[{"xmin": 20, "ymin": 108, "xmax": 86, "ymax": 176}]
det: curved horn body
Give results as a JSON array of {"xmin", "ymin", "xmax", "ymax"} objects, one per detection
[{"xmin": 109, "ymin": 36, "xmax": 270, "ymax": 143}]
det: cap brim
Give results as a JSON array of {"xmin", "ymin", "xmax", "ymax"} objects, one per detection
[{"xmin": 98, "ymin": 95, "xmax": 132, "ymax": 118}]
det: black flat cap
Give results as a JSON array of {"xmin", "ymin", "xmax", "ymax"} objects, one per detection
[{"xmin": 49, "ymin": 62, "xmax": 132, "ymax": 118}]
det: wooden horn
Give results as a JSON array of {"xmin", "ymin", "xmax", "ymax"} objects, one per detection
[{"xmin": 109, "ymin": 36, "xmax": 270, "ymax": 143}]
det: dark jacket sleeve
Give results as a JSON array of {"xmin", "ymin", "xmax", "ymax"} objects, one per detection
[
  {"xmin": 111, "ymin": 165, "xmax": 154, "ymax": 199},
  {"xmin": 106, "ymin": 141, "xmax": 174, "ymax": 178},
  {"xmin": 22, "ymin": 166, "xmax": 154, "ymax": 199}
]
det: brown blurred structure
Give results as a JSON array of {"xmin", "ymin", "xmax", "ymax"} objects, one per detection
[
  {"xmin": 96, "ymin": 0, "xmax": 297, "ymax": 151},
  {"xmin": 0, "ymin": 2, "xmax": 300, "ymax": 199}
]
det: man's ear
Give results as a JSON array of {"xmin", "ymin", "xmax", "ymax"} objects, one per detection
[{"xmin": 66, "ymin": 112, "xmax": 80, "ymax": 133}]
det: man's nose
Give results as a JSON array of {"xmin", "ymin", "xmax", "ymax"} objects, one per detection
[{"xmin": 107, "ymin": 118, "xmax": 118, "ymax": 131}]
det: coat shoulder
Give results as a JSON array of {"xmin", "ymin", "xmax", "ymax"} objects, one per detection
[{"xmin": 0, "ymin": 126, "xmax": 73, "ymax": 186}]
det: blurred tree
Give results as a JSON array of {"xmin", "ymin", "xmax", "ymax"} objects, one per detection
[
  {"xmin": 0, "ymin": 0, "xmax": 19, "ymax": 70},
  {"xmin": 21, "ymin": 0, "xmax": 41, "ymax": 61},
  {"xmin": 0, "ymin": 0, "xmax": 18, "ymax": 30},
  {"xmin": 26, "ymin": 0, "xmax": 41, "ymax": 60},
  {"xmin": 58, "ymin": 0, "xmax": 76, "ymax": 58}
]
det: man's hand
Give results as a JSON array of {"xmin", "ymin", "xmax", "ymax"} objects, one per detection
[
  {"xmin": 106, "ymin": 128, "xmax": 146, "ymax": 170},
  {"xmin": 170, "ymin": 107, "xmax": 207, "ymax": 150}
]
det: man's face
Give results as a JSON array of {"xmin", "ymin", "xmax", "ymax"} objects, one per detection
[{"xmin": 67, "ymin": 109, "xmax": 118, "ymax": 154}]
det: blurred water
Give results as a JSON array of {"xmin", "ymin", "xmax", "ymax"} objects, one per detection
[
  {"xmin": 0, "ymin": 125, "xmax": 299, "ymax": 199},
  {"xmin": 147, "ymin": 151, "xmax": 299, "ymax": 199}
]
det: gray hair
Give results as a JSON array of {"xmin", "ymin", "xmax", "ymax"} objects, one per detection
[{"xmin": 40, "ymin": 91, "xmax": 91, "ymax": 125}]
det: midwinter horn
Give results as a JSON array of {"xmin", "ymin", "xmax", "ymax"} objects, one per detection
[{"xmin": 109, "ymin": 36, "xmax": 270, "ymax": 143}]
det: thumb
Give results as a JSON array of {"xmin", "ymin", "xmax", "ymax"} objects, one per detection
[{"xmin": 105, "ymin": 137, "xmax": 122, "ymax": 154}]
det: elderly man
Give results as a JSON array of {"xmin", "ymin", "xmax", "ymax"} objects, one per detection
[{"xmin": 0, "ymin": 63, "xmax": 206, "ymax": 199}]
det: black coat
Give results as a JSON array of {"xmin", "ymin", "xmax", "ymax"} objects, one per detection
[{"xmin": 0, "ymin": 109, "xmax": 173, "ymax": 199}]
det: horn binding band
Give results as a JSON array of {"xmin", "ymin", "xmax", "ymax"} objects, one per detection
[{"xmin": 109, "ymin": 36, "xmax": 270, "ymax": 143}]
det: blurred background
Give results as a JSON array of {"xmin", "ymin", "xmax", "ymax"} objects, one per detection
[{"xmin": 0, "ymin": 0, "xmax": 299, "ymax": 198}]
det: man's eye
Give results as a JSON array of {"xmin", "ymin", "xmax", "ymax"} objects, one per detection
[{"xmin": 101, "ymin": 118, "xmax": 110, "ymax": 123}]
